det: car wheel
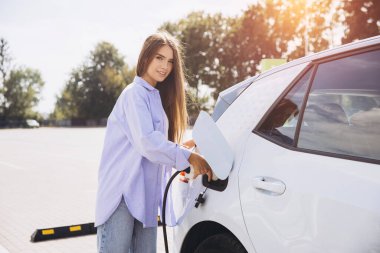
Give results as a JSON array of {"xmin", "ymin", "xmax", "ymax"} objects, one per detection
[{"xmin": 194, "ymin": 233, "xmax": 247, "ymax": 253}]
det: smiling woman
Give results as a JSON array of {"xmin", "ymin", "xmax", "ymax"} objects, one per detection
[
  {"xmin": 95, "ymin": 31, "xmax": 212, "ymax": 253},
  {"xmin": 142, "ymin": 45, "xmax": 174, "ymax": 86}
]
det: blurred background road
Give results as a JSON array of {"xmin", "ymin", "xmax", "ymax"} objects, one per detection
[{"xmin": 0, "ymin": 127, "xmax": 178, "ymax": 253}]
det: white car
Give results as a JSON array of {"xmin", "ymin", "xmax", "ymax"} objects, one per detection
[
  {"xmin": 25, "ymin": 119, "xmax": 40, "ymax": 128},
  {"xmin": 172, "ymin": 35, "xmax": 380, "ymax": 253}
]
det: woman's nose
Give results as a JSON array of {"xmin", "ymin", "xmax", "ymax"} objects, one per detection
[{"xmin": 161, "ymin": 61, "xmax": 170, "ymax": 70}]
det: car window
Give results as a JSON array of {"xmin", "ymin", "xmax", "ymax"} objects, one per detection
[
  {"xmin": 298, "ymin": 49, "xmax": 380, "ymax": 161},
  {"xmin": 257, "ymin": 68, "xmax": 312, "ymax": 145}
]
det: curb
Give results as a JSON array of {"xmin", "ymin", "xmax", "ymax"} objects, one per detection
[{"xmin": 31, "ymin": 223, "xmax": 97, "ymax": 242}]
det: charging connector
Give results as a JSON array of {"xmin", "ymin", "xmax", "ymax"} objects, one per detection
[{"xmin": 195, "ymin": 188, "xmax": 208, "ymax": 208}]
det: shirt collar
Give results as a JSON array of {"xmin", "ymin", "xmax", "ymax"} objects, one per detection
[{"xmin": 134, "ymin": 76, "xmax": 158, "ymax": 92}]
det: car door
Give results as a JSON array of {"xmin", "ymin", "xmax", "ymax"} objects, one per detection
[{"xmin": 238, "ymin": 48, "xmax": 380, "ymax": 252}]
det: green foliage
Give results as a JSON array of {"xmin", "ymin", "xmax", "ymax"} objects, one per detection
[
  {"xmin": 51, "ymin": 1, "xmax": 377, "ymax": 121},
  {"xmin": 240, "ymin": 0, "xmax": 333, "ymax": 61},
  {"xmin": 339, "ymin": 0, "xmax": 380, "ymax": 43},
  {"xmin": 162, "ymin": 12, "xmax": 233, "ymax": 89},
  {"xmin": 0, "ymin": 38, "xmax": 11, "ymax": 81},
  {"xmin": 160, "ymin": 11, "xmax": 236, "ymax": 116},
  {"xmin": 186, "ymin": 84, "xmax": 215, "ymax": 122},
  {"xmin": 52, "ymin": 41, "xmax": 135, "ymax": 120},
  {"xmin": 4, "ymin": 1, "xmax": 377, "ymax": 122},
  {"xmin": 0, "ymin": 38, "xmax": 44, "ymax": 120},
  {"xmin": 159, "ymin": 1, "xmax": 335, "ymax": 113}
]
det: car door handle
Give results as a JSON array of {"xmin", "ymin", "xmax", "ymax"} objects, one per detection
[{"xmin": 252, "ymin": 177, "xmax": 286, "ymax": 195}]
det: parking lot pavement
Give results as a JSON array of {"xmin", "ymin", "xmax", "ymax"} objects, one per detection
[
  {"xmin": 0, "ymin": 128, "xmax": 177, "ymax": 253},
  {"xmin": 0, "ymin": 244, "xmax": 9, "ymax": 253}
]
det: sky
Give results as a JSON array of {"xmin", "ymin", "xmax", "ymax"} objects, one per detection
[{"xmin": 0, "ymin": 0, "xmax": 257, "ymax": 115}]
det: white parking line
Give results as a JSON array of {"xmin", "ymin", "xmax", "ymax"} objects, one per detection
[
  {"xmin": 0, "ymin": 244, "xmax": 9, "ymax": 253},
  {"xmin": 0, "ymin": 160, "xmax": 24, "ymax": 170}
]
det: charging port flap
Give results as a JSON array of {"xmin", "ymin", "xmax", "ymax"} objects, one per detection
[{"xmin": 192, "ymin": 111, "xmax": 234, "ymax": 180}]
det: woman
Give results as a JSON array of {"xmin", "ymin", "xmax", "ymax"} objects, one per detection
[{"xmin": 95, "ymin": 31, "xmax": 212, "ymax": 253}]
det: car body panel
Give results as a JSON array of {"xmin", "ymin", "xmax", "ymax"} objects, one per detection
[
  {"xmin": 173, "ymin": 131, "xmax": 255, "ymax": 252},
  {"xmin": 173, "ymin": 35, "xmax": 380, "ymax": 253},
  {"xmin": 239, "ymin": 133, "xmax": 380, "ymax": 252},
  {"xmin": 212, "ymin": 76, "xmax": 258, "ymax": 121}
]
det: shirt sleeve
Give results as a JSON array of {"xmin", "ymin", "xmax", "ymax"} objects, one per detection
[{"xmin": 121, "ymin": 87, "xmax": 191, "ymax": 171}]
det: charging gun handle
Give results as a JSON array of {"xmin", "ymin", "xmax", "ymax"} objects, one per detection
[{"xmin": 183, "ymin": 167, "xmax": 191, "ymax": 174}]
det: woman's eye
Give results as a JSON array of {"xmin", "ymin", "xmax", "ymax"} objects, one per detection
[
  {"xmin": 156, "ymin": 56, "xmax": 163, "ymax": 60},
  {"xmin": 168, "ymin": 60, "xmax": 174, "ymax": 64}
]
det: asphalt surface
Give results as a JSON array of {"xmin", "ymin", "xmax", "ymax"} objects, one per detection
[{"xmin": 0, "ymin": 127, "xmax": 177, "ymax": 253}]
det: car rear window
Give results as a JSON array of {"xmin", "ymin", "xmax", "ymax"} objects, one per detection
[{"xmin": 298, "ymin": 49, "xmax": 380, "ymax": 161}]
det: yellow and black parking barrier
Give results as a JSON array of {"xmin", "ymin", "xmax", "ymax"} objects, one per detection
[
  {"xmin": 30, "ymin": 222, "xmax": 97, "ymax": 242},
  {"xmin": 31, "ymin": 217, "xmax": 162, "ymax": 242}
]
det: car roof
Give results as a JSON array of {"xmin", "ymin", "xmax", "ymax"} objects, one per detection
[{"xmin": 258, "ymin": 35, "xmax": 380, "ymax": 80}]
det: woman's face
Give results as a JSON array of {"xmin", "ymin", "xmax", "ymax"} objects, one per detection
[{"xmin": 142, "ymin": 45, "xmax": 174, "ymax": 86}]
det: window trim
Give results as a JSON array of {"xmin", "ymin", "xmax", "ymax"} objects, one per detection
[
  {"xmin": 252, "ymin": 63, "xmax": 315, "ymax": 147},
  {"xmin": 312, "ymin": 44, "xmax": 380, "ymax": 66},
  {"xmin": 253, "ymin": 131, "xmax": 380, "ymax": 165},
  {"xmin": 252, "ymin": 45, "xmax": 380, "ymax": 165},
  {"xmin": 293, "ymin": 64, "xmax": 319, "ymax": 147}
]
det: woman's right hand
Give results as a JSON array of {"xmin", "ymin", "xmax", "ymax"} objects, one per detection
[{"xmin": 188, "ymin": 152, "xmax": 212, "ymax": 182}]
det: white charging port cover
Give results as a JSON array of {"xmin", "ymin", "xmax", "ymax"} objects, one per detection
[{"xmin": 192, "ymin": 111, "xmax": 234, "ymax": 180}]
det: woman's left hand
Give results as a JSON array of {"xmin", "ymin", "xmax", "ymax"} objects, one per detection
[{"xmin": 188, "ymin": 152, "xmax": 212, "ymax": 182}]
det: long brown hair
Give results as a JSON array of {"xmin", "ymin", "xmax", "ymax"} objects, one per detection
[{"xmin": 136, "ymin": 31, "xmax": 188, "ymax": 143}]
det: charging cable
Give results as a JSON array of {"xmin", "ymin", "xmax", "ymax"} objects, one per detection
[{"xmin": 162, "ymin": 167, "xmax": 190, "ymax": 253}]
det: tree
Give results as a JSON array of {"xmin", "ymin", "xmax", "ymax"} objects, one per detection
[
  {"xmin": 0, "ymin": 38, "xmax": 11, "ymax": 81},
  {"xmin": 238, "ymin": 1, "xmax": 333, "ymax": 62},
  {"xmin": 288, "ymin": 0, "xmax": 334, "ymax": 59},
  {"xmin": 338, "ymin": 0, "xmax": 380, "ymax": 44},
  {"xmin": 160, "ymin": 12, "xmax": 236, "ymax": 116},
  {"xmin": 0, "ymin": 38, "xmax": 44, "ymax": 120},
  {"xmin": 159, "ymin": 1, "xmax": 335, "ymax": 108},
  {"xmin": 53, "ymin": 41, "xmax": 135, "ymax": 120},
  {"xmin": 230, "ymin": 4, "xmax": 276, "ymax": 80},
  {"xmin": 2, "ymin": 68, "xmax": 44, "ymax": 119}
]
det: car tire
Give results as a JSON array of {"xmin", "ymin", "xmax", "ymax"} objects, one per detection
[{"xmin": 194, "ymin": 233, "xmax": 247, "ymax": 253}]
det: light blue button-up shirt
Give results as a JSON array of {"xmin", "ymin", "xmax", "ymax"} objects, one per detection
[{"xmin": 95, "ymin": 76, "xmax": 191, "ymax": 228}]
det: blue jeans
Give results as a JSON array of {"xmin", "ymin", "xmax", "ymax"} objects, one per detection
[{"xmin": 97, "ymin": 198, "xmax": 157, "ymax": 253}]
